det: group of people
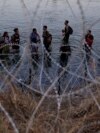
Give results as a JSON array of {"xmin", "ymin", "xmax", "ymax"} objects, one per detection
[
  {"xmin": 30, "ymin": 20, "xmax": 94, "ymax": 55},
  {"xmin": 30, "ymin": 20, "xmax": 73, "ymax": 55},
  {"xmin": 0, "ymin": 28, "xmax": 20, "ymax": 53},
  {"xmin": 30, "ymin": 25, "xmax": 52, "ymax": 53},
  {"xmin": 0, "ymin": 20, "xmax": 94, "ymax": 56}
]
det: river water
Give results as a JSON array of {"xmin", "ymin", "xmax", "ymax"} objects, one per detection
[{"xmin": 0, "ymin": 0, "xmax": 100, "ymax": 94}]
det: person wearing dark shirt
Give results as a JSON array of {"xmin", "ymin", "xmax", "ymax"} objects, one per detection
[
  {"xmin": 42, "ymin": 25, "xmax": 52, "ymax": 52},
  {"xmin": 30, "ymin": 28, "xmax": 40, "ymax": 44},
  {"xmin": 63, "ymin": 20, "xmax": 73, "ymax": 44},
  {"xmin": 30, "ymin": 28, "xmax": 40, "ymax": 55},
  {"xmin": 11, "ymin": 28, "xmax": 20, "ymax": 50}
]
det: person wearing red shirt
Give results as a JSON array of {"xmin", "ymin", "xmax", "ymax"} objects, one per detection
[{"xmin": 85, "ymin": 30, "xmax": 94, "ymax": 48}]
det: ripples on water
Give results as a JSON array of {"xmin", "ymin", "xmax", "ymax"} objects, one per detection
[{"xmin": 0, "ymin": 0, "xmax": 100, "ymax": 93}]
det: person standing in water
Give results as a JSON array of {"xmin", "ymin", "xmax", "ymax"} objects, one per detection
[
  {"xmin": 84, "ymin": 30, "xmax": 94, "ymax": 60},
  {"xmin": 2, "ymin": 32, "xmax": 10, "ymax": 53},
  {"xmin": 0, "ymin": 32, "xmax": 10, "ymax": 54},
  {"xmin": 11, "ymin": 28, "xmax": 20, "ymax": 50},
  {"xmin": 2, "ymin": 32, "xmax": 10, "ymax": 44},
  {"xmin": 42, "ymin": 25, "xmax": 52, "ymax": 52},
  {"xmin": 62, "ymin": 20, "xmax": 73, "ymax": 44},
  {"xmin": 30, "ymin": 28, "xmax": 40, "ymax": 54},
  {"xmin": 30, "ymin": 28, "xmax": 40, "ymax": 44},
  {"xmin": 85, "ymin": 30, "xmax": 94, "ymax": 49}
]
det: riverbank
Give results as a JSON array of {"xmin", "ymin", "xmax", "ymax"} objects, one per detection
[{"xmin": 0, "ymin": 83, "xmax": 100, "ymax": 133}]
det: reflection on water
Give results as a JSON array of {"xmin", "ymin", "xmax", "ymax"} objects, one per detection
[
  {"xmin": 59, "ymin": 45, "xmax": 71, "ymax": 67},
  {"xmin": 0, "ymin": 0, "xmax": 100, "ymax": 92}
]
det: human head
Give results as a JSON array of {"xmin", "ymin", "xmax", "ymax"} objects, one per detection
[
  {"xmin": 65, "ymin": 20, "xmax": 69, "ymax": 25},
  {"xmin": 88, "ymin": 30, "xmax": 91, "ymax": 34},
  {"xmin": 14, "ymin": 28, "xmax": 19, "ymax": 34},
  {"xmin": 43, "ymin": 25, "xmax": 47, "ymax": 31},
  {"xmin": 33, "ymin": 28, "xmax": 37, "ymax": 33},
  {"xmin": 3, "ymin": 32, "xmax": 8, "ymax": 37}
]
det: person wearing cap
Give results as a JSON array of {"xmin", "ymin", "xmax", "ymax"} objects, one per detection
[
  {"xmin": 11, "ymin": 28, "xmax": 20, "ymax": 50},
  {"xmin": 62, "ymin": 20, "xmax": 73, "ymax": 44}
]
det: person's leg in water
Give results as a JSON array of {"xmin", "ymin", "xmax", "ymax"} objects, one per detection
[
  {"xmin": 85, "ymin": 44, "xmax": 91, "ymax": 61},
  {"xmin": 33, "ymin": 44, "xmax": 39, "ymax": 60},
  {"xmin": 64, "ymin": 34, "xmax": 70, "ymax": 44},
  {"xmin": 35, "ymin": 45, "xmax": 39, "ymax": 60},
  {"xmin": 44, "ymin": 42, "xmax": 51, "ymax": 54}
]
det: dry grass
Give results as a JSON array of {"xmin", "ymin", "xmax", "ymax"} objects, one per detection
[{"xmin": 0, "ymin": 84, "xmax": 100, "ymax": 133}]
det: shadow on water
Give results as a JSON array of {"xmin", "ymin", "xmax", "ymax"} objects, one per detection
[
  {"xmin": 58, "ymin": 44, "xmax": 71, "ymax": 95},
  {"xmin": 59, "ymin": 44, "xmax": 71, "ymax": 67}
]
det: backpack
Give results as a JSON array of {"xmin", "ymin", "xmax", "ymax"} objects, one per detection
[{"xmin": 69, "ymin": 26, "xmax": 73, "ymax": 35}]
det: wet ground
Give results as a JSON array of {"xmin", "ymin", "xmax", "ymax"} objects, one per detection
[{"xmin": 0, "ymin": 0, "xmax": 100, "ymax": 94}]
